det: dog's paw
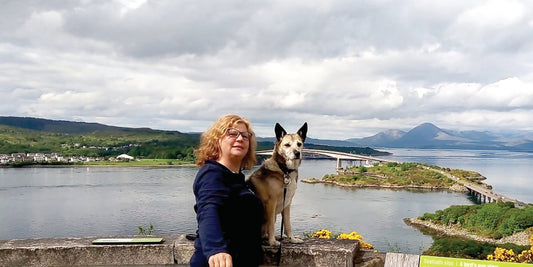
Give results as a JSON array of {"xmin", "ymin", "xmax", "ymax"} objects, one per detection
[
  {"xmin": 288, "ymin": 236, "xmax": 304, "ymax": 244},
  {"xmin": 267, "ymin": 239, "xmax": 280, "ymax": 246}
]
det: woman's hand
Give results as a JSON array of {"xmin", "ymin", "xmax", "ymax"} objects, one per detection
[{"xmin": 209, "ymin": 252, "xmax": 232, "ymax": 267}]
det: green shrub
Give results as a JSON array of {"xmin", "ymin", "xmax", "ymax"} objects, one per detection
[
  {"xmin": 466, "ymin": 203, "xmax": 506, "ymax": 235},
  {"xmin": 419, "ymin": 203, "xmax": 532, "ymax": 239},
  {"xmin": 497, "ymin": 217, "xmax": 522, "ymax": 237},
  {"xmin": 420, "ymin": 212, "xmax": 440, "ymax": 221},
  {"xmin": 424, "ymin": 237, "xmax": 529, "ymax": 260},
  {"xmin": 386, "ymin": 162, "xmax": 398, "ymax": 168},
  {"xmin": 441, "ymin": 205, "xmax": 470, "ymax": 225},
  {"xmin": 514, "ymin": 206, "xmax": 533, "ymax": 229}
]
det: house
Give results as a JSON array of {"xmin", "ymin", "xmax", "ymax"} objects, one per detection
[
  {"xmin": 116, "ymin": 154, "xmax": 134, "ymax": 161},
  {"xmin": 11, "ymin": 153, "xmax": 27, "ymax": 162},
  {"xmin": 0, "ymin": 154, "xmax": 9, "ymax": 164}
]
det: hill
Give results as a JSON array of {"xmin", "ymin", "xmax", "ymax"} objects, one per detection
[
  {"xmin": 0, "ymin": 116, "xmax": 129, "ymax": 134},
  {"xmin": 0, "ymin": 117, "xmax": 199, "ymax": 159},
  {"xmin": 0, "ymin": 116, "xmax": 385, "ymax": 159}
]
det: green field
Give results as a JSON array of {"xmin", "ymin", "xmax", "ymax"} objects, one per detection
[{"xmin": 82, "ymin": 158, "xmax": 194, "ymax": 166}]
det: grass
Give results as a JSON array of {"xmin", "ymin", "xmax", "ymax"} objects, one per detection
[
  {"xmin": 82, "ymin": 159, "xmax": 194, "ymax": 166},
  {"xmin": 323, "ymin": 162, "xmax": 457, "ymax": 188}
]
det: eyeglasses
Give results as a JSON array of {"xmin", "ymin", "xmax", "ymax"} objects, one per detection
[{"xmin": 226, "ymin": 128, "xmax": 252, "ymax": 141}]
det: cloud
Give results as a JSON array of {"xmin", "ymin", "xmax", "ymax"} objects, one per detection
[{"xmin": 1, "ymin": 0, "xmax": 533, "ymax": 139}]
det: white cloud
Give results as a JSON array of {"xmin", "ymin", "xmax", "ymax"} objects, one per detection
[
  {"xmin": 477, "ymin": 78, "xmax": 533, "ymax": 108},
  {"xmin": 1, "ymin": 0, "xmax": 533, "ymax": 139},
  {"xmin": 453, "ymin": 0, "xmax": 525, "ymax": 30}
]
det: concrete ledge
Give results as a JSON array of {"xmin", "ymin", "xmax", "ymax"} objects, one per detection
[
  {"xmin": 262, "ymin": 238, "xmax": 359, "ymax": 267},
  {"xmin": 1, "ymin": 235, "xmax": 375, "ymax": 266},
  {"xmin": 0, "ymin": 236, "xmax": 177, "ymax": 266},
  {"xmin": 173, "ymin": 234, "xmax": 195, "ymax": 265}
]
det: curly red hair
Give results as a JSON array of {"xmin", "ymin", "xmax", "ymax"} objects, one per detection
[{"xmin": 195, "ymin": 114, "xmax": 257, "ymax": 170}]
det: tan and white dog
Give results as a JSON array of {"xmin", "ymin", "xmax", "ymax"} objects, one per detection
[{"xmin": 247, "ymin": 122, "xmax": 308, "ymax": 246}]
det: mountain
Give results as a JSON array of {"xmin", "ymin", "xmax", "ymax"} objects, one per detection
[
  {"xmin": 392, "ymin": 123, "xmax": 467, "ymax": 148},
  {"xmin": 0, "ymin": 116, "xmax": 131, "ymax": 134},
  {"xmin": 510, "ymin": 140, "xmax": 533, "ymax": 151},
  {"xmin": 347, "ymin": 122, "xmax": 532, "ymax": 150},
  {"xmin": 346, "ymin": 129, "xmax": 406, "ymax": 147}
]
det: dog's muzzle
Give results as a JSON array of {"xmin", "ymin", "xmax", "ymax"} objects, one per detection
[{"xmin": 294, "ymin": 151, "xmax": 301, "ymax": 159}]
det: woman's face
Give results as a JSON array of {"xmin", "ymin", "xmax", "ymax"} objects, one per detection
[{"xmin": 218, "ymin": 122, "xmax": 250, "ymax": 162}]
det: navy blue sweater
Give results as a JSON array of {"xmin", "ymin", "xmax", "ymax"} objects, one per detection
[{"xmin": 190, "ymin": 160, "xmax": 263, "ymax": 267}]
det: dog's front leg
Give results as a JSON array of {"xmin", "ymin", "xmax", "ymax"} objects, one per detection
[
  {"xmin": 282, "ymin": 205, "xmax": 303, "ymax": 243},
  {"xmin": 265, "ymin": 201, "xmax": 280, "ymax": 246}
]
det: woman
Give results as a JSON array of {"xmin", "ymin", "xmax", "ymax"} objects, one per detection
[{"xmin": 190, "ymin": 115, "xmax": 263, "ymax": 267}]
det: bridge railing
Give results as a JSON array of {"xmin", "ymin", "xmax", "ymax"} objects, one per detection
[{"xmin": 257, "ymin": 148, "xmax": 397, "ymax": 163}]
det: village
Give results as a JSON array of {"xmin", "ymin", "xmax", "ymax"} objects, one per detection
[{"xmin": 0, "ymin": 152, "xmax": 135, "ymax": 165}]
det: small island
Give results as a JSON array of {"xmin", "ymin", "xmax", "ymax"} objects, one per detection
[{"xmin": 302, "ymin": 162, "xmax": 487, "ymax": 192}]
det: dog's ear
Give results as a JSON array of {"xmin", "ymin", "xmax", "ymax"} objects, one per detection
[
  {"xmin": 275, "ymin": 123, "xmax": 287, "ymax": 141},
  {"xmin": 297, "ymin": 122, "xmax": 308, "ymax": 142}
]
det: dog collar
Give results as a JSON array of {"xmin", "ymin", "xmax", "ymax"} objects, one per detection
[
  {"xmin": 277, "ymin": 162, "xmax": 295, "ymax": 174},
  {"xmin": 277, "ymin": 162, "xmax": 295, "ymax": 185},
  {"xmin": 283, "ymin": 173, "xmax": 291, "ymax": 185}
]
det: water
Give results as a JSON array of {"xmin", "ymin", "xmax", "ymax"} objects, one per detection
[
  {"xmin": 380, "ymin": 148, "xmax": 533, "ymax": 203},
  {"xmin": 0, "ymin": 167, "xmax": 198, "ymax": 240},
  {"xmin": 1, "ymin": 148, "xmax": 531, "ymax": 254}
]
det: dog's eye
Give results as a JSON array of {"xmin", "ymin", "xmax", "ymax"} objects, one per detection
[
  {"xmin": 297, "ymin": 142, "xmax": 302, "ymax": 147},
  {"xmin": 284, "ymin": 143, "xmax": 291, "ymax": 147}
]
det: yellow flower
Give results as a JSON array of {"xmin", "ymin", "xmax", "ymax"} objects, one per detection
[
  {"xmin": 337, "ymin": 231, "xmax": 363, "ymax": 241},
  {"xmin": 360, "ymin": 241, "xmax": 375, "ymax": 249},
  {"xmin": 517, "ymin": 248, "xmax": 533, "ymax": 263},
  {"xmin": 336, "ymin": 231, "xmax": 374, "ymax": 249},
  {"xmin": 310, "ymin": 229, "xmax": 332, "ymax": 239},
  {"xmin": 488, "ymin": 247, "xmax": 529, "ymax": 263},
  {"xmin": 310, "ymin": 229, "xmax": 374, "ymax": 250}
]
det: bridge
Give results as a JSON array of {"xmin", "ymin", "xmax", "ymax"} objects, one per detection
[
  {"xmin": 422, "ymin": 166, "xmax": 527, "ymax": 207},
  {"xmin": 257, "ymin": 149, "xmax": 527, "ymax": 207},
  {"xmin": 256, "ymin": 148, "xmax": 398, "ymax": 170}
]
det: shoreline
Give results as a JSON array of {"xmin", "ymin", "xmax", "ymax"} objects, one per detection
[
  {"xmin": 404, "ymin": 218, "xmax": 531, "ymax": 246},
  {"xmin": 0, "ymin": 163, "xmax": 197, "ymax": 168},
  {"xmin": 301, "ymin": 178, "xmax": 468, "ymax": 193}
]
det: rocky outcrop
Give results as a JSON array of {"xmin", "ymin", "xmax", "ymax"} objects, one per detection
[{"xmin": 405, "ymin": 218, "xmax": 531, "ymax": 246}]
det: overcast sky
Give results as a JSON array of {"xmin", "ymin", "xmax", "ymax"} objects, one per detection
[{"xmin": 1, "ymin": 0, "xmax": 533, "ymax": 139}]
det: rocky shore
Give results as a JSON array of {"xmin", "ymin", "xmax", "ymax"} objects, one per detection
[
  {"xmin": 301, "ymin": 178, "xmax": 469, "ymax": 193},
  {"xmin": 405, "ymin": 218, "xmax": 531, "ymax": 246}
]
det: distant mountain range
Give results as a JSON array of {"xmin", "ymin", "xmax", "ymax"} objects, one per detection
[
  {"xmin": 1, "ymin": 116, "xmax": 532, "ymax": 152},
  {"xmin": 263, "ymin": 122, "xmax": 533, "ymax": 151},
  {"xmin": 345, "ymin": 122, "xmax": 533, "ymax": 151}
]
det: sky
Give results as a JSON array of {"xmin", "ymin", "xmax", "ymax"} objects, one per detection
[{"xmin": 1, "ymin": 0, "xmax": 533, "ymax": 139}]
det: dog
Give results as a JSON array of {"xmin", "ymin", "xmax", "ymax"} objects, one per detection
[{"xmin": 247, "ymin": 122, "xmax": 308, "ymax": 246}]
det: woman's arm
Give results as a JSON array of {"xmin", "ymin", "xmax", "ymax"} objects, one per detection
[{"xmin": 194, "ymin": 168, "xmax": 231, "ymax": 260}]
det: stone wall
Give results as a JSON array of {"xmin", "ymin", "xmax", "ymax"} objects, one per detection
[{"xmin": 0, "ymin": 235, "xmax": 394, "ymax": 266}]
